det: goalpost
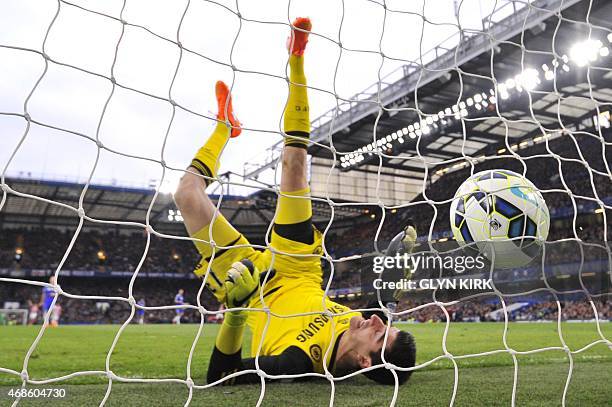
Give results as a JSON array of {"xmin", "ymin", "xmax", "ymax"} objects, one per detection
[
  {"xmin": 0, "ymin": 0, "xmax": 611, "ymax": 406},
  {"xmin": 0, "ymin": 309, "xmax": 28, "ymax": 326}
]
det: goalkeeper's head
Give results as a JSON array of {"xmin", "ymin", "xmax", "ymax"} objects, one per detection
[{"xmin": 338, "ymin": 314, "xmax": 416, "ymax": 385}]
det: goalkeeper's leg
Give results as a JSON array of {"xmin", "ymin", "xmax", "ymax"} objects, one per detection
[
  {"xmin": 174, "ymin": 81, "xmax": 252, "ymax": 302},
  {"xmin": 274, "ymin": 17, "xmax": 314, "ymax": 244},
  {"xmin": 175, "ymin": 80, "xmax": 241, "ymax": 236}
]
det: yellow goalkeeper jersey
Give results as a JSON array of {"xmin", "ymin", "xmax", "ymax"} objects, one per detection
[
  {"xmin": 247, "ymin": 279, "xmax": 361, "ymax": 375},
  {"xmin": 243, "ymin": 229, "xmax": 361, "ymax": 375}
]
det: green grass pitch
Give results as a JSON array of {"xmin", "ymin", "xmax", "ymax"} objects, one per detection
[{"xmin": 1, "ymin": 322, "xmax": 610, "ymax": 406}]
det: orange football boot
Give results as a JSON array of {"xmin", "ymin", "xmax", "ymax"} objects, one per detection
[
  {"xmin": 287, "ymin": 17, "xmax": 312, "ymax": 56},
  {"xmin": 215, "ymin": 80, "xmax": 241, "ymax": 138}
]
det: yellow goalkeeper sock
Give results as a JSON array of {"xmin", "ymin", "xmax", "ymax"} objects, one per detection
[
  {"xmin": 190, "ymin": 122, "xmax": 230, "ymax": 186},
  {"xmin": 215, "ymin": 312, "xmax": 247, "ymax": 354},
  {"xmin": 276, "ymin": 186, "xmax": 312, "ymax": 225},
  {"xmin": 283, "ymin": 54, "xmax": 310, "ymax": 148}
]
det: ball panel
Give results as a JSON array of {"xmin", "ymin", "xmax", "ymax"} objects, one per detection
[
  {"xmin": 460, "ymin": 222, "xmax": 474, "ymax": 243},
  {"xmin": 495, "ymin": 196, "xmax": 522, "ymax": 218},
  {"xmin": 454, "ymin": 213, "xmax": 464, "ymax": 228},
  {"xmin": 456, "ymin": 197, "xmax": 465, "ymax": 214},
  {"xmin": 485, "ymin": 212, "xmax": 510, "ymax": 239},
  {"xmin": 525, "ymin": 216, "xmax": 537, "ymax": 237},
  {"xmin": 508, "ymin": 215, "xmax": 525, "ymax": 239}
]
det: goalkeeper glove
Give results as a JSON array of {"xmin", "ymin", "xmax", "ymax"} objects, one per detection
[
  {"xmin": 386, "ymin": 224, "xmax": 417, "ymax": 257},
  {"xmin": 224, "ymin": 259, "xmax": 260, "ymax": 309},
  {"xmin": 202, "ymin": 269, "xmax": 226, "ymax": 303},
  {"xmin": 402, "ymin": 225, "xmax": 417, "ymax": 254},
  {"xmin": 386, "ymin": 224, "xmax": 418, "ymax": 301}
]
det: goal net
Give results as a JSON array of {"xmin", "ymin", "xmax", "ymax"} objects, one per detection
[{"xmin": 0, "ymin": 0, "xmax": 611, "ymax": 406}]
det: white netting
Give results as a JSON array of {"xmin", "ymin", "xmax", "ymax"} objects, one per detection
[{"xmin": 1, "ymin": 0, "xmax": 611, "ymax": 406}]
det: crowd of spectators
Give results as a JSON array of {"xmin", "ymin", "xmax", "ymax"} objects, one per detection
[
  {"xmin": 0, "ymin": 277, "xmax": 219, "ymax": 325},
  {"xmin": 2, "ymin": 276, "xmax": 609, "ymax": 324},
  {"xmin": 341, "ymin": 296, "xmax": 612, "ymax": 323},
  {"xmin": 512, "ymin": 300, "xmax": 612, "ymax": 322},
  {"xmin": 325, "ymin": 134, "xmax": 612, "ymax": 258},
  {"xmin": 0, "ymin": 229, "xmax": 200, "ymax": 274},
  {"xmin": 1, "ymin": 134, "xmax": 610, "ymax": 324},
  {"xmin": 1, "ymin": 135, "xmax": 609, "ymax": 274}
]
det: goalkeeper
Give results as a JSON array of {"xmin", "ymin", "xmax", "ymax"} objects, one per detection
[{"xmin": 174, "ymin": 17, "xmax": 416, "ymax": 386}]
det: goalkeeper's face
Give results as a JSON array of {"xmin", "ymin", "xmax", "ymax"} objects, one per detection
[{"xmin": 347, "ymin": 314, "xmax": 398, "ymax": 367}]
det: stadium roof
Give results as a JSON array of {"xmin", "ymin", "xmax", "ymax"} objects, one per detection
[
  {"xmin": 245, "ymin": 0, "xmax": 612, "ymax": 181},
  {"xmin": 0, "ymin": 177, "xmax": 366, "ymax": 234},
  {"xmin": 3, "ymin": 0, "xmax": 610, "ymax": 231},
  {"xmin": 1, "ymin": 178, "xmax": 184, "ymax": 232}
]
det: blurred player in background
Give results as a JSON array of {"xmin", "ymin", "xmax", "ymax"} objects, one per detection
[
  {"xmin": 27, "ymin": 299, "xmax": 39, "ymax": 325},
  {"xmin": 137, "ymin": 298, "xmax": 146, "ymax": 325},
  {"xmin": 215, "ymin": 304, "xmax": 225, "ymax": 323},
  {"xmin": 40, "ymin": 275, "xmax": 56, "ymax": 326},
  {"xmin": 172, "ymin": 289, "xmax": 185, "ymax": 324},
  {"xmin": 50, "ymin": 304, "xmax": 62, "ymax": 327}
]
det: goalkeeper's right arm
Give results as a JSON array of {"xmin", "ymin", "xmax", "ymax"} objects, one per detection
[
  {"xmin": 206, "ymin": 261, "xmax": 313, "ymax": 385},
  {"xmin": 207, "ymin": 343, "xmax": 312, "ymax": 385}
]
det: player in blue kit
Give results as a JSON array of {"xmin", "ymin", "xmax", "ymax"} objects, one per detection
[
  {"xmin": 172, "ymin": 289, "xmax": 185, "ymax": 325},
  {"xmin": 136, "ymin": 298, "xmax": 146, "ymax": 325},
  {"xmin": 40, "ymin": 275, "xmax": 57, "ymax": 326}
]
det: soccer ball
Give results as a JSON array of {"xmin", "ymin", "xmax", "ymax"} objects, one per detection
[{"xmin": 449, "ymin": 169, "xmax": 550, "ymax": 269}]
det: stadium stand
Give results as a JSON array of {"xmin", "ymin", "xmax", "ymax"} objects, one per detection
[
  {"xmin": 325, "ymin": 136, "xmax": 611, "ymax": 260},
  {"xmin": 0, "ymin": 277, "xmax": 216, "ymax": 325},
  {"xmin": 1, "ymin": 0, "xmax": 609, "ymax": 327},
  {"xmin": 2, "ymin": 136, "xmax": 610, "ymax": 325}
]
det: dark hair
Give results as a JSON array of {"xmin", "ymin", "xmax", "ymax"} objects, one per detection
[{"xmin": 363, "ymin": 330, "xmax": 416, "ymax": 385}]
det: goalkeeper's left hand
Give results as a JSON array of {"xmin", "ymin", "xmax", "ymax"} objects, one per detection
[
  {"xmin": 390, "ymin": 224, "xmax": 418, "ymax": 302},
  {"xmin": 224, "ymin": 259, "xmax": 260, "ymax": 309},
  {"xmin": 402, "ymin": 225, "xmax": 417, "ymax": 254}
]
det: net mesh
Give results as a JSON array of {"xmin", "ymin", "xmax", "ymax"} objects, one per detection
[{"xmin": 0, "ymin": 0, "xmax": 611, "ymax": 406}]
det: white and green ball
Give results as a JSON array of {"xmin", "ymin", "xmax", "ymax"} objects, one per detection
[{"xmin": 449, "ymin": 169, "xmax": 550, "ymax": 269}]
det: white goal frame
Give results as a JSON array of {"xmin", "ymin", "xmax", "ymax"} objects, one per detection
[{"xmin": 0, "ymin": 309, "xmax": 28, "ymax": 326}]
